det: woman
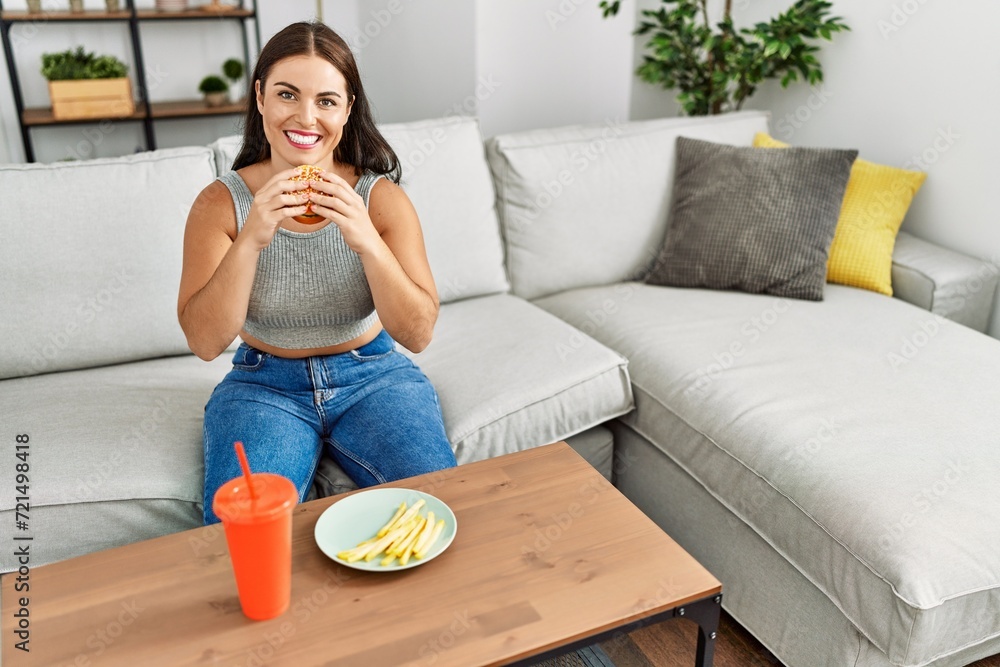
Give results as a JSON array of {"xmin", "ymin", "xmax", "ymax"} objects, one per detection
[{"xmin": 178, "ymin": 22, "xmax": 456, "ymax": 525}]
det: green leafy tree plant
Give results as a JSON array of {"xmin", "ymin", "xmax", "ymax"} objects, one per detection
[
  {"xmin": 600, "ymin": 0, "xmax": 848, "ymax": 116},
  {"xmin": 41, "ymin": 47, "xmax": 128, "ymax": 81}
]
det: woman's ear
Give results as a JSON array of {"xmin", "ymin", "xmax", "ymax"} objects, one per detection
[{"xmin": 255, "ymin": 80, "xmax": 264, "ymax": 114}]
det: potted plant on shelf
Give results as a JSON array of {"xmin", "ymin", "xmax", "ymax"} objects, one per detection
[
  {"xmin": 198, "ymin": 75, "xmax": 229, "ymax": 107},
  {"xmin": 222, "ymin": 58, "xmax": 245, "ymax": 101},
  {"xmin": 41, "ymin": 47, "xmax": 134, "ymax": 120},
  {"xmin": 600, "ymin": 0, "xmax": 848, "ymax": 116}
]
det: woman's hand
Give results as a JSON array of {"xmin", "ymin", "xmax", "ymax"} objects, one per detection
[
  {"xmin": 306, "ymin": 170, "xmax": 384, "ymax": 256},
  {"xmin": 309, "ymin": 174, "xmax": 440, "ymax": 352},
  {"xmin": 241, "ymin": 168, "xmax": 312, "ymax": 251}
]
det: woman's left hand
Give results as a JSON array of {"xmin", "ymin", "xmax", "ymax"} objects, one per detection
[{"xmin": 306, "ymin": 171, "xmax": 384, "ymax": 256}]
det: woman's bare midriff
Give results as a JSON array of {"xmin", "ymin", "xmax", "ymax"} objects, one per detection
[{"xmin": 239, "ymin": 319, "xmax": 384, "ymax": 359}]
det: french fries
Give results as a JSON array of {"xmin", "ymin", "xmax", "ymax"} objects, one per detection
[{"xmin": 336, "ymin": 499, "xmax": 447, "ymax": 566}]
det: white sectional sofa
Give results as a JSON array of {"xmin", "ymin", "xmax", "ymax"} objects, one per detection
[{"xmin": 2, "ymin": 111, "xmax": 998, "ymax": 667}]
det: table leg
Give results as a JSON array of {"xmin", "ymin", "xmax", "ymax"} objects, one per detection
[{"xmin": 674, "ymin": 592, "xmax": 722, "ymax": 667}]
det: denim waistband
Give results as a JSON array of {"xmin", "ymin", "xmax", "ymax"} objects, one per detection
[{"xmin": 234, "ymin": 329, "xmax": 394, "ymax": 367}]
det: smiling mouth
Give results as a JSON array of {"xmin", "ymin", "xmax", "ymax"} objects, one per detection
[{"xmin": 284, "ymin": 131, "xmax": 321, "ymax": 147}]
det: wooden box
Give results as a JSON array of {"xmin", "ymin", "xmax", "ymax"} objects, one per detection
[{"xmin": 48, "ymin": 78, "xmax": 135, "ymax": 120}]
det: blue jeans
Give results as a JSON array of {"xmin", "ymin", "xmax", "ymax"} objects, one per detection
[{"xmin": 202, "ymin": 330, "xmax": 456, "ymax": 525}]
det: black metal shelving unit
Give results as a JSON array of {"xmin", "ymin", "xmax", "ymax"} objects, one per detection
[{"xmin": 0, "ymin": 0, "xmax": 260, "ymax": 162}]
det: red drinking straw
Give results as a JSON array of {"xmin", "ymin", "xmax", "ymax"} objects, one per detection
[{"xmin": 234, "ymin": 441, "xmax": 257, "ymax": 501}]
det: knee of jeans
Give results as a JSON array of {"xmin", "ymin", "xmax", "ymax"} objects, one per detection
[
  {"xmin": 203, "ymin": 504, "xmax": 221, "ymax": 526},
  {"xmin": 435, "ymin": 446, "xmax": 458, "ymax": 469}
]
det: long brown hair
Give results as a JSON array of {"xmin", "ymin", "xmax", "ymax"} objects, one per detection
[{"xmin": 231, "ymin": 21, "xmax": 400, "ymax": 183}]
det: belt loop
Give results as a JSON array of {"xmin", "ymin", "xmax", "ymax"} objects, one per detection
[{"xmin": 236, "ymin": 343, "xmax": 251, "ymax": 366}]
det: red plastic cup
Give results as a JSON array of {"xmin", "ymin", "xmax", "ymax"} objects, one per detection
[{"xmin": 213, "ymin": 472, "xmax": 298, "ymax": 620}]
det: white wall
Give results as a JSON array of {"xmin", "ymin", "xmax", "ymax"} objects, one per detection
[
  {"xmin": 352, "ymin": 0, "xmax": 475, "ymax": 125},
  {"xmin": 475, "ymin": 0, "xmax": 634, "ymax": 139},
  {"xmin": 629, "ymin": 1, "xmax": 1000, "ymax": 337},
  {"xmin": 344, "ymin": 0, "xmax": 637, "ymax": 139}
]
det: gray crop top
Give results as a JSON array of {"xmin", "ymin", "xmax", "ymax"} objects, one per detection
[{"xmin": 217, "ymin": 169, "xmax": 384, "ymax": 349}]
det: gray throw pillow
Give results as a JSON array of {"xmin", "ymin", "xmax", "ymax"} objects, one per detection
[{"xmin": 646, "ymin": 136, "xmax": 858, "ymax": 301}]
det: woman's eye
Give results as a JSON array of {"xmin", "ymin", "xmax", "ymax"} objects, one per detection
[
  {"xmin": 319, "ymin": 99, "xmax": 336, "ymax": 108},
  {"xmin": 279, "ymin": 91, "xmax": 294, "ymax": 100}
]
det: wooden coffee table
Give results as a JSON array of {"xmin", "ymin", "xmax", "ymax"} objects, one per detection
[{"xmin": 1, "ymin": 442, "xmax": 722, "ymax": 666}]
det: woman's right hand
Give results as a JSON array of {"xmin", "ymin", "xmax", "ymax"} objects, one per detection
[{"xmin": 240, "ymin": 168, "xmax": 312, "ymax": 250}]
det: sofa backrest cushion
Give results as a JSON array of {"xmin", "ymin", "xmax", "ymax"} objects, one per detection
[
  {"xmin": 486, "ymin": 111, "xmax": 771, "ymax": 300},
  {"xmin": 0, "ymin": 147, "xmax": 216, "ymax": 379},
  {"xmin": 208, "ymin": 134, "xmax": 242, "ymax": 175},
  {"xmin": 209, "ymin": 117, "xmax": 510, "ymax": 304},
  {"xmin": 379, "ymin": 116, "xmax": 509, "ymax": 303}
]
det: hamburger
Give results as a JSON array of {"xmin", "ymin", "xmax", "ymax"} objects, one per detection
[{"xmin": 288, "ymin": 164, "xmax": 324, "ymax": 224}]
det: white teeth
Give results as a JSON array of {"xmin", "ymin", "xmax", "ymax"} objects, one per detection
[{"xmin": 286, "ymin": 132, "xmax": 320, "ymax": 146}]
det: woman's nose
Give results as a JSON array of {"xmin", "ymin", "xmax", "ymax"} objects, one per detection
[{"xmin": 296, "ymin": 103, "xmax": 316, "ymax": 126}]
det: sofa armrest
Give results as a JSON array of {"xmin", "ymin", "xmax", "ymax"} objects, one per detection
[{"xmin": 891, "ymin": 231, "xmax": 998, "ymax": 332}]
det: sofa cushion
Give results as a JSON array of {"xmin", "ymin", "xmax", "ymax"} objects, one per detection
[
  {"xmin": 892, "ymin": 231, "xmax": 1000, "ymax": 334},
  {"xmin": 0, "ymin": 354, "xmax": 231, "ymax": 571},
  {"xmin": 207, "ymin": 134, "xmax": 242, "ymax": 174},
  {"xmin": 0, "ymin": 147, "xmax": 216, "ymax": 379},
  {"xmin": 312, "ymin": 294, "xmax": 634, "ymax": 496},
  {"xmin": 379, "ymin": 117, "xmax": 510, "ymax": 303},
  {"xmin": 402, "ymin": 294, "xmax": 633, "ymax": 460},
  {"xmin": 534, "ymin": 282, "xmax": 1000, "ymax": 666},
  {"xmin": 646, "ymin": 137, "xmax": 856, "ymax": 301},
  {"xmin": 486, "ymin": 111, "xmax": 771, "ymax": 300},
  {"xmin": 755, "ymin": 132, "xmax": 927, "ymax": 296}
]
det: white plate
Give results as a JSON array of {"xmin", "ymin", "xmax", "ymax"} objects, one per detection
[{"xmin": 314, "ymin": 488, "xmax": 457, "ymax": 571}]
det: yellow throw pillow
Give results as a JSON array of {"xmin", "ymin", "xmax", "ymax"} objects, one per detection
[{"xmin": 753, "ymin": 132, "xmax": 926, "ymax": 296}]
